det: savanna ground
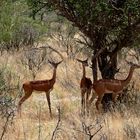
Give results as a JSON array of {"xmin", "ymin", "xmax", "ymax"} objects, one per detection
[{"xmin": 0, "ymin": 43, "xmax": 140, "ymax": 140}]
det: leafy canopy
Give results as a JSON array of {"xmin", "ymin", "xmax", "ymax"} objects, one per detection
[{"xmin": 26, "ymin": 0, "xmax": 140, "ymax": 50}]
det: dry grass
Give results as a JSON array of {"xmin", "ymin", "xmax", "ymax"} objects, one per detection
[{"xmin": 0, "ymin": 51, "xmax": 140, "ymax": 140}]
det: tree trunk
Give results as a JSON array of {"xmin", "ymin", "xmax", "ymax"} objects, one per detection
[
  {"xmin": 98, "ymin": 48, "xmax": 118, "ymax": 79},
  {"xmin": 94, "ymin": 48, "xmax": 118, "ymax": 111},
  {"xmin": 91, "ymin": 50, "xmax": 98, "ymax": 81}
]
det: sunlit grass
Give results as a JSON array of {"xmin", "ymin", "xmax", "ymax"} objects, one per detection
[{"xmin": 0, "ymin": 51, "xmax": 140, "ymax": 140}]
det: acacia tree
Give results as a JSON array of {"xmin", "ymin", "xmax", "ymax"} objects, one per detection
[{"xmin": 26, "ymin": 0, "xmax": 140, "ymax": 107}]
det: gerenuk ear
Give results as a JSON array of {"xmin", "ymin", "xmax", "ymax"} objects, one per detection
[
  {"xmin": 48, "ymin": 59, "xmax": 54, "ymax": 65},
  {"xmin": 125, "ymin": 60, "xmax": 140, "ymax": 68},
  {"xmin": 76, "ymin": 58, "xmax": 82, "ymax": 63},
  {"xmin": 56, "ymin": 60, "xmax": 63, "ymax": 65},
  {"xmin": 76, "ymin": 58, "xmax": 88, "ymax": 63},
  {"xmin": 84, "ymin": 58, "xmax": 88, "ymax": 63}
]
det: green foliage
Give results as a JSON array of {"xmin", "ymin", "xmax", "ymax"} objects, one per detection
[
  {"xmin": 0, "ymin": 65, "xmax": 18, "ymax": 93},
  {"xmin": 0, "ymin": 68, "xmax": 6, "ymax": 92},
  {"xmin": 0, "ymin": 0, "xmax": 48, "ymax": 51},
  {"xmin": 0, "ymin": 64, "xmax": 21, "ymax": 120},
  {"xmin": 25, "ymin": 0, "xmax": 140, "ymax": 48}
]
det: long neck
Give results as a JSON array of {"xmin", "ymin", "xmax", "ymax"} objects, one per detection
[
  {"xmin": 51, "ymin": 67, "xmax": 57, "ymax": 82},
  {"xmin": 122, "ymin": 67, "xmax": 134, "ymax": 87},
  {"xmin": 82, "ymin": 64, "xmax": 86, "ymax": 79}
]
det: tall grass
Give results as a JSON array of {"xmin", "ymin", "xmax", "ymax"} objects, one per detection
[
  {"xmin": 0, "ymin": 65, "xmax": 20, "ymax": 140},
  {"xmin": 0, "ymin": 52, "xmax": 140, "ymax": 140}
]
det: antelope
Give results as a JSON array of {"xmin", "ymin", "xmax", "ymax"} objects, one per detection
[
  {"xmin": 89, "ymin": 61, "xmax": 140, "ymax": 110},
  {"xmin": 18, "ymin": 60, "xmax": 63, "ymax": 117},
  {"xmin": 77, "ymin": 58, "xmax": 92, "ymax": 114}
]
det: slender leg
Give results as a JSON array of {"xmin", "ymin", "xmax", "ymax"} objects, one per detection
[
  {"xmin": 111, "ymin": 93, "xmax": 118, "ymax": 111},
  {"xmin": 18, "ymin": 92, "xmax": 32, "ymax": 113},
  {"xmin": 112, "ymin": 93, "xmax": 117, "ymax": 103},
  {"xmin": 117, "ymin": 92, "xmax": 123, "ymax": 103},
  {"xmin": 86, "ymin": 88, "xmax": 91, "ymax": 115},
  {"xmin": 46, "ymin": 92, "xmax": 52, "ymax": 118},
  {"xmin": 96, "ymin": 95, "xmax": 103, "ymax": 111},
  {"xmin": 81, "ymin": 89, "xmax": 86, "ymax": 115},
  {"xmin": 89, "ymin": 90, "xmax": 96, "ymax": 106}
]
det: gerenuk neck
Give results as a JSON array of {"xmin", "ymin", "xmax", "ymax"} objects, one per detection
[
  {"xmin": 82, "ymin": 64, "xmax": 86, "ymax": 79},
  {"xmin": 122, "ymin": 67, "xmax": 134, "ymax": 87},
  {"xmin": 51, "ymin": 68, "xmax": 57, "ymax": 83}
]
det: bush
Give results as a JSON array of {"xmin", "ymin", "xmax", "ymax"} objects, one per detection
[
  {"xmin": 0, "ymin": 66, "xmax": 20, "ymax": 119},
  {"xmin": 0, "ymin": 0, "xmax": 47, "ymax": 52}
]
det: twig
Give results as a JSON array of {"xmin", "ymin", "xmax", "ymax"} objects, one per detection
[
  {"xmin": 73, "ymin": 122, "xmax": 103, "ymax": 140},
  {"xmin": 51, "ymin": 106, "xmax": 61, "ymax": 140},
  {"xmin": 0, "ymin": 112, "xmax": 13, "ymax": 140}
]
